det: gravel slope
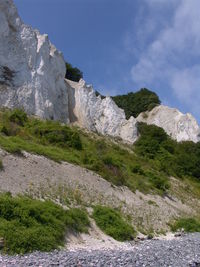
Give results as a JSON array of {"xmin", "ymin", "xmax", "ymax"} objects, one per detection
[
  {"xmin": 0, "ymin": 149, "xmax": 199, "ymax": 233},
  {"xmin": 0, "ymin": 233, "xmax": 200, "ymax": 267}
]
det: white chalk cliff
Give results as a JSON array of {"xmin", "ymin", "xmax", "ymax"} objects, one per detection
[
  {"xmin": 0, "ymin": 0, "xmax": 69, "ymax": 122},
  {"xmin": 66, "ymin": 79, "xmax": 138, "ymax": 143},
  {"xmin": 0, "ymin": 0, "xmax": 199, "ymax": 144},
  {"xmin": 0, "ymin": 0, "xmax": 138, "ymax": 143},
  {"xmin": 137, "ymin": 105, "xmax": 200, "ymax": 143}
]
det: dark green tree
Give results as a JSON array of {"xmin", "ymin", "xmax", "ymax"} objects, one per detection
[
  {"xmin": 65, "ymin": 62, "xmax": 83, "ymax": 82},
  {"xmin": 112, "ymin": 88, "xmax": 161, "ymax": 118}
]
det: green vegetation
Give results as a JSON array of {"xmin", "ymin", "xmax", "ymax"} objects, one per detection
[
  {"xmin": 112, "ymin": 88, "xmax": 160, "ymax": 119},
  {"xmin": 170, "ymin": 218, "xmax": 200, "ymax": 232},
  {"xmin": 0, "ymin": 109, "xmax": 199, "ymax": 196},
  {"xmin": 65, "ymin": 62, "xmax": 83, "ymax": 82},
  {"xmin": 93, "ymin": 205, "xmax": 135, "ymax": 241},
  {"xmin": 0, "ymin": 193, "xmax": 89, "ymax": 254},
  {"xmin": 135, "ymin": 122, "xmax": 200, "ymax": 181}
]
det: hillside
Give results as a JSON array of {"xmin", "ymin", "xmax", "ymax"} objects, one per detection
[
  {"xmin": 0, "ymin": 109, "xmax": 199, "ymax": 248},
  {"xmin": 0, "ymin": 0, "xmax": 200, "ymax": 261}
]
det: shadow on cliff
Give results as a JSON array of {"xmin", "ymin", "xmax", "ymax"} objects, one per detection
[{"xmin": 65, "ymin": 79, "xmax": 78, "ymax": 123}]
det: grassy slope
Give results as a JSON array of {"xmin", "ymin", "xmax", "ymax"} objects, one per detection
[
  {"xmin": 0, "ymin": 108, "xmax": 199, "ymax": 250},
  {"xmin": 0, "ymin": 108, "xmax": 199, "ymax": 200}
]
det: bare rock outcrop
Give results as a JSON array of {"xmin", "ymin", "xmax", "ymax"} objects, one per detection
[
  {"xmin": 0, "ymin": 0, "xmax": 69, "ymax": 122},
  {"xmin": 137, "ymin": 105, "xmax": 200, "ymax": 143},
  {"xmin": 66, "ymin": 79, "xmax": 138, "ymax": 143}
]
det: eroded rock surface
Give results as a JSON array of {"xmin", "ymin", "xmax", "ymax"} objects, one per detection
[
  {"xmin": 0, "ymin": 0, "xmax": 69, "ymax": 122},
  {"xmin": 137, "ymin": 105, "xmax": 200, "ymax": 143},
  {"xmin": 66, "ymin": 79, "xmax": 138, "ymax": 143}
]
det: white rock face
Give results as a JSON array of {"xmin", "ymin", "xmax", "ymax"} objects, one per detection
[
  {"xmin": 1, "ymin": 0, "xmax": 200, "ymax": 145},
  {"xmin": 137, "ymin": 105, "xmax": 200, "ymax": 143},
  {"xmin": 66, "ymin": 79, "xmax": 138, "ymax": 143},
  {"xmin": 0, "ymin": 0, "xmax": 69, "ymax": 122}
]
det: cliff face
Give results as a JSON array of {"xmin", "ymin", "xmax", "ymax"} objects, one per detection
[
  {"xmin": 0, "ymin": 0, "xmax": 69, "ymax": 122},
  {"xmin": 0, "ymin": 0, "xmax": 199, "ymax": 144},
  {"xmin": 137, "ymin": 105, "xmax": 200, "ymax": 143},
  {"xmin": 66, "ymin": 79, "xmax": 138, "ymax": 143},
  {"xmin": 0, "ymin": 0, "xmax": 138, "ymax": 143}
]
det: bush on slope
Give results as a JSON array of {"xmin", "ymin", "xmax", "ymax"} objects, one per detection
[
  {"xmin": 0, "ymin": 193, "xmax": 89, "ymax": 254},
  {"xmin": 93, "ymin": 205, "xmax": 135, "ymax": 241}
]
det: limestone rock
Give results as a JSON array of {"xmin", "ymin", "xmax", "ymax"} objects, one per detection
[
  {"xmin": 0, "ymin": 0, "xmax": 69, "ymax": 122},
  {"xmin": 66, "ymin": 79, "xmax": 138, "ymax": 143},
  {"xmin": 137, "ymin": 105, "xmax": 200, "ymax": 143}
]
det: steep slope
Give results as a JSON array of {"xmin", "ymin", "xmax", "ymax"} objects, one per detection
[
  {"xmin": 137, "ymin": 105, "xmax": 200, "ymax": 143},
  {"xmin": 0, "ymin": 149, "xmax": 199, "ymax": 233}
]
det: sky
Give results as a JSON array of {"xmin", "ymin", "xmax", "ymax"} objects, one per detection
[{"xmin": 14, "ymin": 0, "xmax": 200, "ymax": 122}]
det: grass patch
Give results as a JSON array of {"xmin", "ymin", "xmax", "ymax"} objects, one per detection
[
  {"xmin": 93, "ymin": 205, "xmax": 135, "ymax": 241},
  {"xmin": 0, "ymin": 109, "xmax": 199, "ymax": 196},
  {"xmin": 0, "ymin": 193, "xmax": 89, "ymax": 254},
  {"xmin": 170, "ymin": 217, "xmax": 200, "ymax": 233}
]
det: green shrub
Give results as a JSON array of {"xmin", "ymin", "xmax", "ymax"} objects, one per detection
[
  {"xmin": 112, "ymin": 88, "xmax": 160, "ymax": 119},
  {"xmin": 102, "ymin": 156, "xmax": 126, "ymax": 186},
  {"xmin": 0, "ymin": 194, "xmax": 89, "ymax": 254},
  {"xmin": 93, "ymin": 205, "xmax": 135, "ymax": 241},
  {"xmin": 146, "ymin": 171, "xmax": 170, "ymax": 192},
  {"xmin": 9, "ymin": 109, "xmax": 28, "ymax": 127},
  {"xmin": 135, "ymin": 123, "xmax": 168, "ymax": 159},
  {"xmin": 131, "ymin": 164, "xmax": 144, "ymax": 175},
  {"xmin": 135, "ymin": 122, "xmax": 200, "ymax": 181},
  {"xmin": 31, "ymin": 120, "xmax": 82, "ymax": 150},
  {"xmin": 65, "ymin": 208, "xmax": 90, "ymax": 233},
  {"xmin": 170, "ymin": 218, "xmax": 200, "ymax": 232},
  {"xmin": 65, "ymin": 62, "xmax": 83, "ymax": 82}
]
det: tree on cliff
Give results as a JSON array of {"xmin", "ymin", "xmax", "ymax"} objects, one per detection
[
  {"xmin": 112, "ymin": 88, "xmax": 161, "ymax": 119},
  {"xmin": 65, "ymin": 62, "xmax": 83, "ymax": 82}
]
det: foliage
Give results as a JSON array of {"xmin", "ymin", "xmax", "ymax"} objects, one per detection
[
  {"xmin": 0, "ymin": 193, "xmax": 89, "ymax": 254},
  {"xmin": 9, "ymin": 109, "xmax": 28, "ymax": 127},
  {"xmin": 112, "ymin": 88, "xmax": 160, "ymax": 119},
  {"xmin": 0, "ymin": 109, "xmax": 199, "ymax": 196},
  {"xmin": 146, "ymin": 171, "xmax": 170, "ymax": 191},
  {"xmin": 135, "ymin": 122, "xmax": 200, "ymax": 180},
  {"xmin": 65, "ymin": 208, "xmax": 90, "ymax": 233},
  {"xmin": 93, "ymin": 205, "xmax": 135, "ymax": 241},
  {"xmin": 65, "ymin": 62, "xmax": 83, "ymax": 82},
  {"xmin": 170, "ymin": 217, "xmax": 200, "ymax": 232},
  {"xmin": 31, "ymin": 120, "xmax": 82, "ymax": 150}
]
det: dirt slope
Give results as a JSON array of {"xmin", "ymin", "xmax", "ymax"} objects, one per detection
[{"xmin": 0, "ymin": 149, "xmax": 199, "ymax": 234}]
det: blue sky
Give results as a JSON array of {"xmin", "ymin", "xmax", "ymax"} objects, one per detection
[{"xmin": 14, "ymin": 0, "xmax": 200, "ymax": 121}]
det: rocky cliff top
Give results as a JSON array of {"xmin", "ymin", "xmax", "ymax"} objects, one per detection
[{"xmin": 137, "ymin": 105, "xmax": 200, "ymax": 143}]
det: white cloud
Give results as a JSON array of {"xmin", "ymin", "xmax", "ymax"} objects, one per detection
[{"xmin": 130, "ymin": 0, "xmax": 200, "ymax": 119}]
